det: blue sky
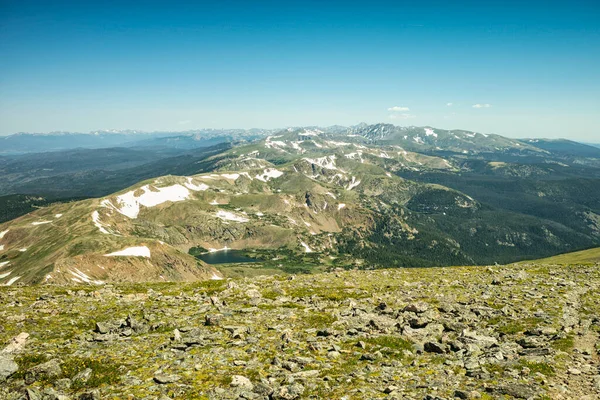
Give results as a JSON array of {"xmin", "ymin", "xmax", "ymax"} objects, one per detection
[{"xmin": 1, "ymin": 0, "xmax": 599, "ymax": 140}]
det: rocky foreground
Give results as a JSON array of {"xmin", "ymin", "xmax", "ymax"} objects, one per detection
[{"xmin": 0, "ymin": 264, "xmax": 599, "ymax": 400}]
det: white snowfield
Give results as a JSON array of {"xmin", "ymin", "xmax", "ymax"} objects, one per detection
[
  {"xmin": 290, "ymin": 141, "xmax": 305, "ymax": 153},
  {"xmin": 0, "ymin": 271, "xmax": 11, "ymax": 279},
  {"xmin": 347, "ymin": 176, "xmax": 361, "ymax": 190},
  {"xmin": 208, "ymin": 246, "xmax": 230, "ymax": 253},
  {"xmin": 104, "ymin": 246, "xmax": 151, "ymax": 258},
  {"xmin": 31, "ymin": 221, "xmax": 52, "ymax": 226},
  {"xmin": 300, "ymin": 241, "xmax": 313, "ymax": 253},
  {"xmin": 70, "ymin": 268, "xmax": 104, "ymax": 285},
  {"xmin": 338, "ymin": 203, "xmax": 346, "ymax": 210},
  {"xmin": 215, "ymin": 210, "xmax": 249, "ymax": 223},
  {"xmin": 4, "ymin": 276, "xmax": 21, "ymax": 286},
  {"xmin": 55, "ymin": 214, "xmax": 63, "ymax": 218},
  {"xmin": 255, "ymin": 168, "xmax": 284, "ymax": 182},
  {"xmin": 210, "ymin": 273, "xmax": 224, "ymax": 280},
  {"xmin": 0, "ymin": 230, "xmax": 8, "ymax": 239},
  {"xmin": 91, "ymin": 211, "xmax": 111, "ymax": 234},
  {"xmin": 184, "ymin": 178, "xmax": 210, "ymax": 191},
  {"xmin": 105, "ymin": 183, "xmax": 200, "ymax": 219},
  {"xmin": 344, "ymin": 152, "xmax": 364, "ymax": 163},
  {"xmin": 325, "ymin": 140, "xmax": 353, "ymax": 147},
  {"xmin": 0, "ymin": 261, "xmax": 10, "ymax": 268},
  {"xmin": 0, "ymin": 245, "xmax": 3, "ymax": 251},
  {"xmin": 265, "ymin": 136, "xmax": 288, "ymax": 151},
  {"xmin": 303, "ymin": 155, "xmax": 338, "ymax": 170},
  {"xmin": 300, "ymin": 129, "xmax": 322, "ymax": 136},
  {"xmin": 424, "ymin": 128, "xmax": 438, "ymax": 137},
  {"xmin": 221, "ymin": 173, "xmax": 240, "ymax": 180}
]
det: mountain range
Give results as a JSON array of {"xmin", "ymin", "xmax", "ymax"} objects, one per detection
[{"xmin": 0, "ymin": 124, "xmax": 599, "ymax": 285}]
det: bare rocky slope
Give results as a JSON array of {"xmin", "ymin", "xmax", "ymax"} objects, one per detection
[{"xmin": 1, "ymin": 262, "xmax": 599, "ymax": 399}]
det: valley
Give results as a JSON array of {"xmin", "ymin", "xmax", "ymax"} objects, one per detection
[{"xmin": 1, "ymin": 124, "xmax": 599, "ymax": 285}]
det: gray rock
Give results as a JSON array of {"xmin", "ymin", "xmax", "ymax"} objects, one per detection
[
  {"xmin": 231, "ymin": 375, "xmax": 254, "ymax": 390},
  {"xmin": 360, "ymin": 353, "xmax": 379, "ymax": 361},
  {"xmin": 205, "ymin": 314, "xmax": 223, "ymax": 326},
  {"xmin": 54, "ymin": 377, "xmax": 72, "ymax": 390},
  {"xmin": 291, "ymin": 370, "xmax": 320, "ymax": 379},
  {"xmin": 424, "ymin": 341, "xmax": 447, "ymax": 354},
  {"xmin": 403, "ymin": 302, "xmax": 429, "ymax": 313},
  {"xmin": 26, "ymin": 388, "xmax": 42, "ymax": 400},
  {"xmin": 517, "ymin": 337, "xmax": 542, "ymax": 348},
  {"xmin": 78, "ymin": 390, "xmax": 100, "ymax": 400},
  {"xmin": 94, "ymin": 321, "xmax": 111, "ymax": 334},
  {"xmin": 274, "ymin": 383, "xmax": 305, "ymax": 400},
  {"xmin": 0, "ymin": 354, "xmax": 18, "ymax": 382},
  {"xmin": 454, "ymin": 390, "xmax": 469, "ymax": 399},
  {"xmin": 253, "ymin": 382, "xmax": 274, "ymax": 396},
  {"xmin": 486, "ymin": 384, "xmax": 536, "ymax": 399},
  {"xmin": 460, "ymin": 329, "xmax": 498, "ymax": 348},
  {"xmin": 153, "ymin": 373, "xmax": 180, "ymax": 384},
  {"xmin": 25, "ymin": 358, "xmax": 62, "ymax": 384},
  {"xmin": 73, "ymin": 368, "xmax": 93, "ymax": 384}
]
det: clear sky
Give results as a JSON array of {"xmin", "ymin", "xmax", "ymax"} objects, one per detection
[{"xmin": 1, "ymin": 0, "xmax": 599, "ymax": 140}]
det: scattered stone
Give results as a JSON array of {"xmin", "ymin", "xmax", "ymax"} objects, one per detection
[
  {"xmin": 205, "ymin": 314, "xmax": 223, "ymax": 326},
  {"xmin": 403, "ymin": 302, "xmax": 429, "ymax": 313},
  {"xmin": 275, "ymin": 383, "xmax": 305, "ymax": 399},
  {"xmin": 154, "ymin": 373, "xmax": 181, "ymax": 384},
  {"xmin": 486, "ymin": 384, "xmax": 536, "ymax": 399},
  {"xmin": 0, "ymin": 354, "xmax": 18, "ymax": 382},
  {"xmin": 231, "ymin": 375, "xmax": 254, "ymax": 390},
  {"xmin": 2, "ymin": 332, "xmax": 29, "ymax": 354},
  {"xmin": 25, "ymin": 358, "xmax": 62, "ymax": 384},
  {"xmin": 424, "ymin": 341, "xmax": 446, "ymax": 354}
]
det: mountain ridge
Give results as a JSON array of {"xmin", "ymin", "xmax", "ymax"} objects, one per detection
[{"xmin": 1, "ymin": 124, "xmax": 599, "ymax": 285}]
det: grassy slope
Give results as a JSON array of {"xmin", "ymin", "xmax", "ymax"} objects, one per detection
[{"xmin": 525, "ymin": 247, "xmax": 600, "ymax": 264}]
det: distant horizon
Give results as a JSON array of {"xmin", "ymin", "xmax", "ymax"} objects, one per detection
[
  {"xmin": 1, "ymin": 1, "xmax": 599, "ymax": 140},
  {"xmin": 1, "ymin": 122, "xmax": 598, "ymax": 144}
]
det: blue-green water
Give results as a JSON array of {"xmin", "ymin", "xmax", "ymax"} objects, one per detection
[{"xmin": 196, "ymin": 250, "xmax": 258, "ymax": 264}]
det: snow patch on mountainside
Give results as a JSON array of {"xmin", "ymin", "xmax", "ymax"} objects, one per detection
[
  {"xmin": 105, "ymin": 246, "xmax": 151, "ymax": 258},
  {"xmin": 0, "ymin": 271, "xmax": 11, "ymax": 279},
  {"xmin": 0, "ymin": 230, "xmax": 8, "ymax": 239},
  {"xmin": 221, "ymin": 173, "xmax": 240, "ymax": 180},
  {"xmin": 184, "ymin": 178, "xmax": 210, "ymax": 191},
  {"xmin": 113, "ymin": 184, "xmax": 191, "ymax": 219},
  {"xmin": 345, "ymin": 152, "xmax": 364, "ymax": 163},
  {"xmin": 265, "ymin": 136, "xmax": 288, "ymax": 151},
  {"xmin": 255, "ymin": 168, "xmax": 284, "ymax": 182},
  {"xmin": 424, "ymin": 128, "xmax": 438, "ymax": 138},
  {"xmin": 70, "ymin": 268, "xmax": 104, "ymax": 285},
  {"xmin": 92, "ymin": 211, "xmax": 111, "ymax": 234},
  {"xmin": 347, "ymin": 176, "xmax": 361, "ymax": 190},
  {"xmin": 303, "ymin": 155, "xmax": 339, "ymax": 170},
  {"xmin": 4, "ymin": 276, "xmax": 20, "ymax": 286},
  {"xmin": 215, "ymin": 210, "xmax": 249, "ymax": 223},
  {"xmin": 300, "ymin": 241, "xmax": 313, "ymax": 253},
  {"xmin": 31, "ymin": 221, "xmax": 52, "ymax": 226}
]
